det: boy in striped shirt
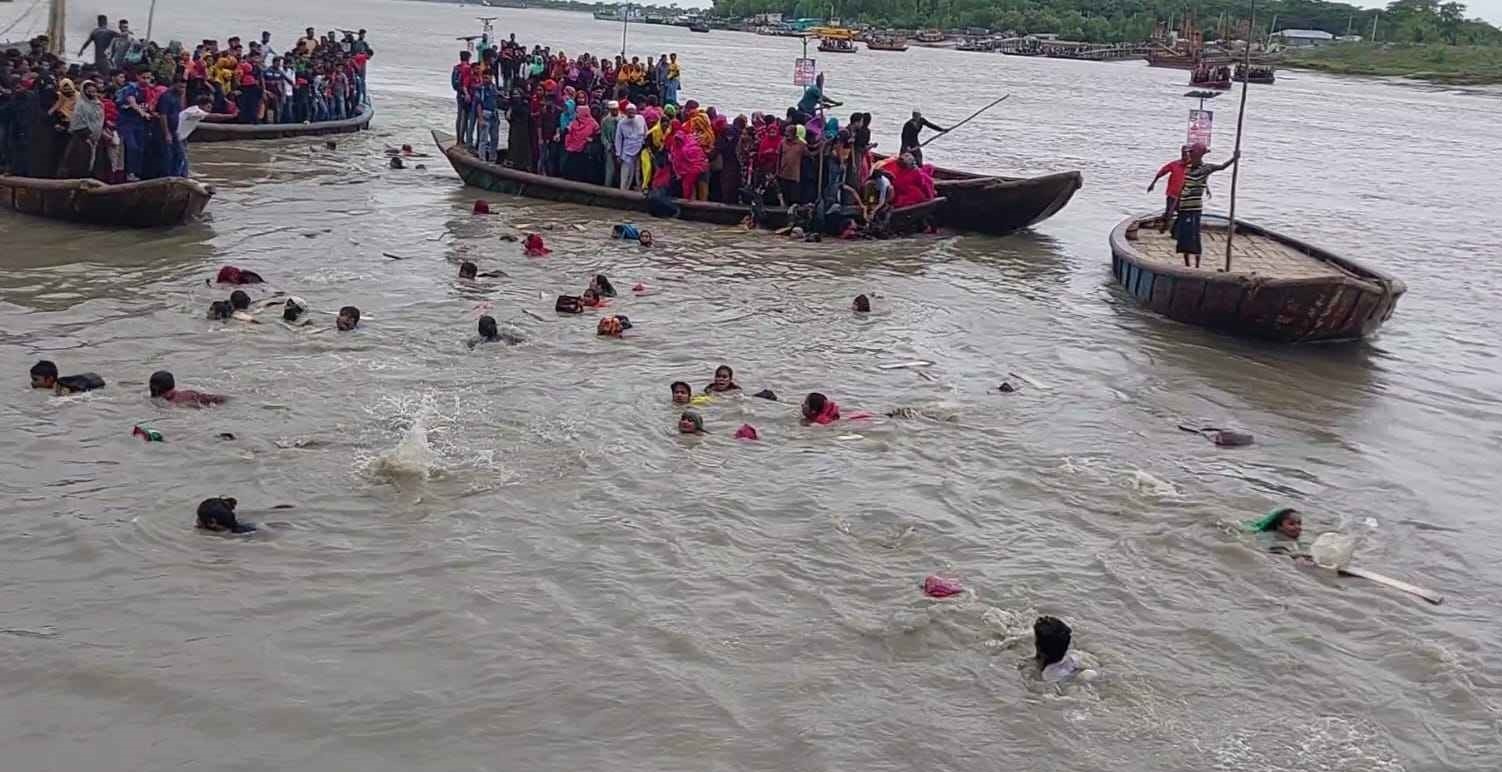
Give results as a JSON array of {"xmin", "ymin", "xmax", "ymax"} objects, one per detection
[{"xmin": 1174, "ymin": 143, "xmax": 1240, "ymax": 268}]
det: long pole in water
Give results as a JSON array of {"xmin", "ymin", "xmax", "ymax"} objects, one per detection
[
  {"xmin": 1223, "ymin": 0, "xmax": 1255, "ymax": 273},
  {"xmin": 919, "ymin": 93, "xmax": 1010, "ymax": 148}
]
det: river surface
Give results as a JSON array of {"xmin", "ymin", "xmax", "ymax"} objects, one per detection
[{"xmin": 3, "ymin": 3, "xmax": 1501, "ymax": 771}]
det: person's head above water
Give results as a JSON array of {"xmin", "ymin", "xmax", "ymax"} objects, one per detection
[
  {"xmin": 678, "ymin": 410, "xmax": 705, "ymax": 434},
  {"xmin": 1033, "ymin": 615, "xmax": 1072, "ymax": 667},
  {"xmin": 1259, "ymin": 507, "xmax": 1302, "ymax": 540},
  {"xmin": 477, "ymin": 314, "xmax": 499, "ymax": 340},
  {"xmin": 149, "ymin": 370, "xmax": 175, "ymax": 398},
  {"xmin": 711, "ymin": 365, "xmax": 738, "ymax": 391},
  {"xmin": 853, "ymin": 294, "xmax": 871, "ymax": 312},
  {"xmin": 459, "ymin": 261, "xmax": 478, "ymax": 279},
  {"xmin": 196, "ymin": 496, "xmax": 256, "ymax": 533},
  {"xmin": 229, "ymin": 290, "xmax": 250, "ymax": 311},
  {"xmin": 638, "ymin": 230, "xmax": 654, "ymax": 247},
  {"xmin": 801, "ymin": 392, "xmax": 827, "ymax": 420},
  {"xmin": 207, "ymin": 300, "xmax": 233, "ymax": 320},
  {"xmin": 670, "ymin": 381, "xmax": 692, "ymax": 404},
  {"xmin": 581, "ymin": 287, "xmax": 601, "ymax": 307},
  {"xmin": 590, "ymin": 273, "xmax": 617, "ymax": 297},
  {"xmin": 336, "ymin": 306, "xmax": 360, "ymax": 331},
  {"xmin": 29, "ymin": 360, "xmax": 58, "ymax": 389}
]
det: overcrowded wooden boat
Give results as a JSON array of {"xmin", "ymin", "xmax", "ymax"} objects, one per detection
[
  {"xmin": 0, "ymin": 174, "xmax": 213, "ymax": 227},
  {"xmin": 1109, "ymin": 213, "xmax": 1405, "ymax": 342},
  {"xmin": 432, "ymin": 131, "xmax": 944, "ymax": 231},
  {"xmin": 1234, "ymin": 64, "xmax": 1276, "ymax": 84},
  {"xmin": 865, "ymin": 36, "xmax": 910, "ymax": 51},
  {"xmin": 188, "ymin": 102, "xmax": 375, "ymax": 143}
]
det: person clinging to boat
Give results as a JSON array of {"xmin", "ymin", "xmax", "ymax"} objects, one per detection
[{"xmin": 1171, "ymin": 143, "xmax": 1239, "ymax": 269}]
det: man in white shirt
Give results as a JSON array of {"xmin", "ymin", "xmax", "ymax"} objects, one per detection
[{"xmin": 259, "ymin": 31, "xmax": 276, "ymax": 59}]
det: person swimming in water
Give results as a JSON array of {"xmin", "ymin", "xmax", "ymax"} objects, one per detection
[
  {"xmin": 207, "ymin": 300, "xmax": 234, "ymax": 320},
  {"xmin": 336, "ymin": 306, "xmax": 361, "ymax": 331},
  {"xmin": 853, "ymin": 294, "xmax": 871, "ymax": 312},
  {"xmin": 29, "ymin": 360, "xmax": 105, "ymax": 394},
  {"xmin": 468, "ymin": 315, "xmax": 525, "ymax": 348},
  {"xmin": 1034, "ymin": 616, "xmax": 1096, "ymax": 683},
  {"xmin": 279, "ymin": 296, "xmax": 312, "ymax": 327},
  {"xmin": 671, "ymin": 381, "xmax": 693, "ymax": 405},
  {"xmin": 228, "ymin": 290, "xmax": 260, "ymax": 323},
  {"xmin": 581, "ymin": 287, "xmax": 604, "ymax": 308},
  {"xmin": 459, "ymin": 261, "xmax": 479, "ymax": 279},
  {"xmin": 590, "ymin": 274, "xmax": 618, "ymax": 298},
  {"xmin": 149, "ymin": 371, "xmax": 226, "ymax": 406},
  {"xmin": 612, "ymin": 224, "xmax": 641, "ymax": 240},
  {"xmin": 597, "ymin": 315, "xmax": 632, "ymax": 337},
  {"xmin": 1245, "ymin": 507, "xmax": 1310, "ymax": 560},
  {"xmin": 802, "ymin": 392, "xmax": 840, "ymax": 424},
  {"xmin": 678, "ymin": 410, "xmax": 706, "ymax": 434},
  {"xmin": 215, "ymin": 266, "xmax": 265, "ymax": 285},
  {"xmin": 705, "ymin": 365, "xmax": 741, "ymax": 394},
  {"xmin": 196, "ymin": 496, "xmax": 257, "ymax": 534},
  {"xmin": 638, "ymin": 229, "xmax": 654, "ymax": 248}
]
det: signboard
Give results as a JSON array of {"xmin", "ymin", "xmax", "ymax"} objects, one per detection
[
  {"xmin": 1187, "ymin": 109, "xmax": 1213, "ymax": 149},
  {"xmin": 793, "ymin": 57, "xmax": 817, "ymax": 86}
]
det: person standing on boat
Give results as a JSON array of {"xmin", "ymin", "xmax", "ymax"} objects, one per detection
[
  {"xmin": 452, "ymin": 50, "xmax": 474, "ymax": 148},
  {"xmin": 796, "ymin": 73, "xmax": 839, "ymax": 119},
  {"xmin": 115, "ymin": 70, "xmax": 151, "ymax": 181},
  {"xmin": 154, "ymin": 79, "xmax": 186, "ymax": 178},
  {"xmin": 614, "ymin": 103, "xmax": 646, "ymax": 192},
  {"xmin": 900, "ymin": 111, "xmax": 947, "ymax": 167},
  {"xmin": 79, "ymin": 16, "xmax": 121, "ymax": 76},
  {"xmin": 504, "ymin": 88, "xmax": 534, "ymax": 171},
  {"xmin": 665, "ymin": 53, "xmax": 681, "ymax": 106},
  {"xmin": 1147, "ymin": 145, "xmax": 1189, "ymax": 232},
  {"xmin": 600, "ymin": 100, "xmax": 621, "ymax": 188},
  {"xmin": 1172, "ymin": 143, "xmax": 1239, "ymax": 269}
]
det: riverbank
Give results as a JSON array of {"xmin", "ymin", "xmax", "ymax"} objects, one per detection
[{"xmin": 1283, "ymin": 43, "xmax": 1502, "ymax": 85}]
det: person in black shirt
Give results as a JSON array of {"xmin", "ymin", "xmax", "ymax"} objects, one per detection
[
  {"xmin": 29, "ymin": 360, "xmax": 106, "ymax": 393},
  {"xmin": 900, "ymin": 110, "xmax": 947, "ymax": 167},
  {"xmin": 78, "ymin": 16, "xmax": 120, "ymax": 75}
]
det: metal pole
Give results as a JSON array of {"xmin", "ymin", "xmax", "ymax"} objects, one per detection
[
  {"xmin": 1223, "ymin": 0, "xmax": 1254, "ymax": 273},
  {"xmin": 146, "ymin": 0, "xmax": 157, "ymax": 43},
  {"xmin": 621, "ymin": 3, "xmax": 628, "ymax": 56}
]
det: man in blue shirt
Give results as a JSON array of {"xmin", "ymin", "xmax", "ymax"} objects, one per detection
[
  {"xmin": 115, "ymin": 70, "xmax": 152, "ymax": 181},
  {"xmin": 156, "ymin": 79, "xmax": 186, "ymax": 178}
]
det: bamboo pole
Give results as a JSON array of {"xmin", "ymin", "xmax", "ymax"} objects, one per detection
[{"xmin": 1223, "ymin": 0, "xmax": 1255, "ymax": 273}]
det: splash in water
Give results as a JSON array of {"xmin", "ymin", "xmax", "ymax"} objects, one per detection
[{"xmin": 369, "ymin": 410, "xmax": 438, "ymax": 480}]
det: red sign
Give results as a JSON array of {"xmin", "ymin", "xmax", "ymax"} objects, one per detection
[
  {"xmin": 793, "ymin": 58, "xmax": 817, "ymax": 86},
  {"xmin": 1187, "ymin": 109, "xmax": 1213, "ymax": 149}
]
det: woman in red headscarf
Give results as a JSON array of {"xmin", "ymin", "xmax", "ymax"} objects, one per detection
[{"xmin": 562, "ymin": 102, "xmax": 599, "ymax": 182}]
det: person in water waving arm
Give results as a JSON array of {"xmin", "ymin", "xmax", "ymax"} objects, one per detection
[
  {"xmin": 149, "ymin": 370, "xmax": 226, "ymax": 406},
  {"xmin": 30, "ymin": 361, "xmax": 106, "ymax": 394}
]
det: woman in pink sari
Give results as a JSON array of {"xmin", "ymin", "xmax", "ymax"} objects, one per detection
[
  {"xmin": 668, "ymin": 129, "xmax": 708, "ymax": 200},
  {"xmin": 562, "ymin": 105, "xmax": 599, "ymax": 182}
]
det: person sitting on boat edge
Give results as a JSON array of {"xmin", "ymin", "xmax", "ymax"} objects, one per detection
[
  {"xmin": 1172, "ymin": 143, "xmax": 1239, "ymax": 270},
  {"xmin": 29, "ymin": 360, "xmax": 106, "ymax": 394},
  {"xmin": 149, "ymin": 370, "xmax": 226, "ymax": 406},
  {"xmin": 1147, "ymin": 145, "xmax": 1190, "ymax": 232}
]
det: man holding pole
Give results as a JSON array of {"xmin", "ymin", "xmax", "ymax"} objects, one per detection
[
  {"xmin": 901, "ymin": 110, "xmax": 947, "ymax": 167},
  {"xmin": 1173, "ymin": 142, "xmax": 1239, "ymax": 269}
]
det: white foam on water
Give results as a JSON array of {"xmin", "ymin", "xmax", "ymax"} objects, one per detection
[
  {"xmin": 369, "ymin": 411, "xmax": 438, "ymax": 480},
  {"xmin": 1129, "ymin": 469, "xmax": 1181, "ymax": 498}
]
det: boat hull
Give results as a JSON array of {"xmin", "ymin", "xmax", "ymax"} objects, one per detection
[
  {"xmin": 871, "ymin": 154, "xmax": 1083, "ymax": 235},
  {"xmin": 432, "ymin": 130, "xmax": 942, "ymax": 232},
  {"xmin": 1190, "ymin": 79, "xmax": 1232, "ymax": 89},
  {"xmin": 0, "ymin": 175, "xmax": 213, "ymax": 227},
  {"xmin": 1108, "ymin": 213, "xmax": 1405, "ymax": 342},
  {"xmin": 189, "ymin": 102, "xmax": 374, "ymax": 143}
]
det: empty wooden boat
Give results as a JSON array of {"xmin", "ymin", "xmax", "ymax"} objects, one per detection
[
  {"xmin": 0, "ymin": 175, "xmax": 213, "ymax": 227},
  {"xmin": 1109, "ymin": 213, "xmax": 1405, "ymax": 342}
]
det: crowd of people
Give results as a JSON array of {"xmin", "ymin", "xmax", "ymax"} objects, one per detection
[
  {"xmin": 0, "ymin": 18, "xmax": 373, "ymax": 181},
  {"xmin": 450, "ymin": 39, "xmax": 941, "ymax": 238}
]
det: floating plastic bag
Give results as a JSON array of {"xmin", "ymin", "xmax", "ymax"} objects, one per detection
[{"xmin": 1311, "ymin": 532, "xmax": 1357, "ymax": 571}]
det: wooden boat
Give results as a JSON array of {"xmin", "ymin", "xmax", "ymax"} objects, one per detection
[
  {"xmin": 689, "ymin": 22, "xmax": 711, "ymax": 33},
  {"xmin": 1108, "ymin": 213, "xmax": 1405, "ymax": 342},
  {"xmin": 871, "ymin": 154, "xmax": 1083, "ymax": 235},
  {"xmin": 1189, "ymin": 77, "xmax": 1232, "ymax": 90},
  {"xmin": 188, "ymin": 101, "xmax": 374, "ymax": 143},
  {"xmin": 432, "ymin": 130, "xmax": 943, "ymax": 232},
  {"xmin": 865, "ymin": 37, "xmax": 910, "ymax": 52},
  {"xmin": 1234, "ymin": 64, "xmax": 1276, "ymax": 84},
  {"xmin": 0, "ymin": 175, "xmax": 213, "ymax": 227},
  {"xmin": 817, "ymin": 37, "xmax": 857, "ymax": 53}
]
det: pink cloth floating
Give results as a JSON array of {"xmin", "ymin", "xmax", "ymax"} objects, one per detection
[
  {"xmin": 923, "ymin": 575, "xmax": 964, "ymax": 598},
  {"xmin": 734, "ymin": 424, "xmax": 759, "ymax": 440}
]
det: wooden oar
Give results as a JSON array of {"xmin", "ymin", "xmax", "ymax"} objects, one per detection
[
  {"xmin": 1339, "ymin": 565, "xmax": 1444, "ymax": 605},
  {"xmin": 919, "ymin": 94, "xmax": 1011, "ymax": 149}
]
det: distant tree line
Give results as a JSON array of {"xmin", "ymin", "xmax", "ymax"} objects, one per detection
[{"xmin": 703, "ymin": 0, "xmax": 1502, "ymax": 45}]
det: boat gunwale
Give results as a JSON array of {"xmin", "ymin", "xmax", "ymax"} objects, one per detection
[
  {"xmin": 188, "ymin": 102, "xmax": 374, "ymax": 141},
  {"xmin": 1109, "ymin": 213, "xmax": 1406, "ymax": 296}
]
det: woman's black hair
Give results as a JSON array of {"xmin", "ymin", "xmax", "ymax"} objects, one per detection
[
  {"xmin": 592, "ymin": 273, "xmax": 617, "ymax": 297},
  {"xmin": 477, "ymin": 315, "xmax": 499, "ymax": 339},
  {"xmin": 802, "ymin": 392, "xmax": 827, "ymax": 417},
  {"xmin": 283, "ymin": 298, "xmax": 304, "ymax": 322},
  {"xmin": 207, "ymin": 300, "xmax": 232, "ymax": 320},
  {"xmin": 229, "ymin": 290, "xmax": 251, "ymax": 310},
  {"xmin": 339, "ymin": 306, "xmax": 360, "ymax": 322},
  {"xmin": 1260, "ymin": 507, "xmax": 1299, "ymax": 532},
  {"xmin": 715, "ymin": 365, "xmax": 733, "ymax": 379},
  {"xmin": 149, "ymin": 370, "xmax": 175, "ymax": 397},
  {"xmin": 670, "ymin": 380, "xmax": 691, "ymax": 395},
  {"xmin": 1033, "ymin": 616, "xmax": 1072, "ymax": 666},
  {"xmin": 459, "ymin": 261, "xmax": 478, "ymax": 279}
]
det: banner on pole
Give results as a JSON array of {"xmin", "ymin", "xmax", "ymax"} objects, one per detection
[
  {"xmin": 793, "ymin": 58, "xmax": 817, "ymax": 86},
  {"xmin": 1187, "ymin": 109, "xmax": 1213, "ymax": 149}
]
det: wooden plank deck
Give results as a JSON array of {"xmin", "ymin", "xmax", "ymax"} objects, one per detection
[{"xmin": 1130, "ymin": 225, "xmax": 1350, "ymax": 280}]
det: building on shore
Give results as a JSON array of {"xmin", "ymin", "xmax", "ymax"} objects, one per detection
[{"xmin": 1272, "ymin": 29, "xmax": 1335, "ymax": 47}]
